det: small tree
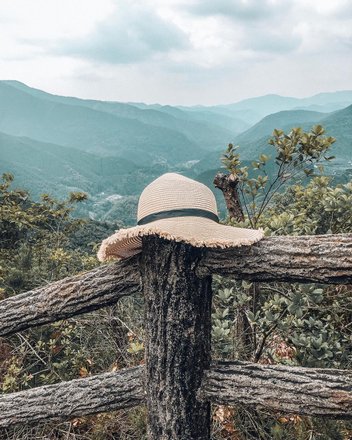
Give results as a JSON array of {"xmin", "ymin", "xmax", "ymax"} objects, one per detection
[{"xmin": 220, "ymin": 125, "xmax": 336, "ymax": 228}]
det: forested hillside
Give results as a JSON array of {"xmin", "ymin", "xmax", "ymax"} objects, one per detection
[{"xmin": 0, "ymin": 82, "xmax": 351, "ymax": 223}]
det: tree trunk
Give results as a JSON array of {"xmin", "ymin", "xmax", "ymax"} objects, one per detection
[{"xmin": 141, "ymin": 236, "xmax": 212, "ymax": 440}]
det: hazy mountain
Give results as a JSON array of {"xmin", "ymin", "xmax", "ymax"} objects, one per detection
[
  {"xmin": 126, "ymin": 100, "xmax": 249, "ymax": 136},
  {"xmin": 0, "ymin": 130, "xmax": 172, "ymax": 204},
  {"xmin": 0, "ymin": 82, "xmax": 206, "ymax": 165},
  {"xmin": 320, "ymin": 104, "xmax": 352, "ymax": 169},
  {"xmin": 229, "ymin": 105, "xmax": 352, "ymax": 171},
  {"xmin": 3, "ymin": 81, "xmax": 350, "ymax": 153},
  {"xmin": 299, "ymin": 91, "xmax": 352, "ymax": 106},
  {"xmin": 1, "ymin": 81, "xmax": 350, "ymax": 222},
  {"xmin": 193, "ymin": 104, "xmax": 352, "ymax": 180},
  {"xmin": 2, "ymin": 81, "xmax": 239, "ymax": 154},
  {"xmin": 198, "ymin": 91, "xmax": 352, "ymax": 125},
  {"xmin": 214, "ymin": 94, "xmax": 300, "ymax": 123},
  {"xmin": 236, "ymin": 109, "xmax": 326, "ymax": 147}
]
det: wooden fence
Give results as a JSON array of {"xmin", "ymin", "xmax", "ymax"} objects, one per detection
[{"xmin": 0, "ymin": 233, "xmax": 352, "ymax": 438}]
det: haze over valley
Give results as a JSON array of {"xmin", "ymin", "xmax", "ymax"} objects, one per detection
[{"xmin": 1, "ymin": 81, "xmax": 351, "ymax": 224}]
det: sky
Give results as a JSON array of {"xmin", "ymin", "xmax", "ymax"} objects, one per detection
[{"xmin": 0, "ymin": 0, "xmax": 351, "ymax": 105}]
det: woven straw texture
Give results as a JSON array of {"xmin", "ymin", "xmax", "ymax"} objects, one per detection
[{"xmin": 97, "ymin": 173, "xmax": 264, "ymax": 261}]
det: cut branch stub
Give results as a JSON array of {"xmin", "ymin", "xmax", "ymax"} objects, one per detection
[
  {"xmin": 214, "ymin": 172, "xmax": 244, "ymax": 222},
  {"xmin": 141, "ymin": 236, "xmax": 212, "ymax": 440}
]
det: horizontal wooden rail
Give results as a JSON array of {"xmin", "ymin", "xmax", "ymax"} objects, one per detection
[
  {"xmin": 0, "ymin": 257, "xmax": 140, "ymax": 337},
  {"xmin": 200, "ymin": 234, "xmax": 352, "ymax": 283},
  {"xmin": 199, "ymin": 361, "xmax": 352, "ymax": 418},
  {"xmin": 0, "ymin": 366, "xmax": 144, "ymax": 428},
  {"xmin": 1, "ymin": 359, "xmax": 352, "ymax": 428},
  {"xmin": 1, "ymin": 234, "xmax": 351, "ymax": 338}
]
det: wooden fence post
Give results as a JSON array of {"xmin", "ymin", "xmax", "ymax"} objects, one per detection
[{"xmin": 141, "ymin": 236, "xmax": 212, "ymax": 440}]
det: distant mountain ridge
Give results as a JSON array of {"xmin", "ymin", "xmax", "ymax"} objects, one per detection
[
  {"xmin": 1, "ymin": 80, "xmax": 241, "ymax": 157},
  {"xmin": 179, "ymin": 91, "xmax": 352, "ymax": 125},
  {"xmin": 0, "ymin": 81, "xmax": 207, "ymax": 165},
  {"xmin": 230, "ymin": 105, "xmax": 352, "ymax": 174},
  {"xmin": 4, "ymin": 80, "xmax": 352, "ymax": 127},
  {"xmin": 0, "ymin": 81, "xmax": 351, "ymax": 221}
]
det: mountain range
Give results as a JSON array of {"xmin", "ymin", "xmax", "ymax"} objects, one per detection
[{"xmin": 0, "ymin": 81, "xmax": 351, "ymax": 223}]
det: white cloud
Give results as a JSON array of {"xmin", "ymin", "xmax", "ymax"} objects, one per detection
[
  {"xmin": 54, "ymin": 2, "xmax": 189, "ymax": 64},
  {"xmin": 186, "ymin": 0, "xmax": 292, "ymax": 21},
  {"xmin": 0, "ymin": 0, "xmax": 351, "ymax": 104}
]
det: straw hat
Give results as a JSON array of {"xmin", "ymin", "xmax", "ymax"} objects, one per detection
[{"xmin": 97, "ymin": 173, "xmax": 264, "ymax": 261}]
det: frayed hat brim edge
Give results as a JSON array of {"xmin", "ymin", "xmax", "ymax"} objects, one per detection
[{"xmin": 97, "ymin": 222, "xmax": 265, "ymax": 262}]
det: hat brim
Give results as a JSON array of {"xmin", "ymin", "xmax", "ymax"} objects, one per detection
[{"xmin": 97, "ymin": 217, "xmax": 264, "ymax": 261}]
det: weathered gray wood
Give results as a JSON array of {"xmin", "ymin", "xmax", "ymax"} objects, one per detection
[
  {"xmin": 199, "ymin": 360, "xmax": 352, "ymax": 418},
  {"xmin": 141, "ymin": 237, "xmax": 212, "ymax": 440},
  {"xmin": 0, "ymin": 256, "xmax": 140, "ymax": 337},
  {"xmin": 0, "ymin": 366, "xmax": 144, "ymax": 428},
  {"xmin": 200, "ymin": 234, "xmax": 352, "ymax": 283}
]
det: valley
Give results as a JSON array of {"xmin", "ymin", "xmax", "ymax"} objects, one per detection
[{"xmin": 1, "ymin": 81, "xmax": 351, "ymax": 225}]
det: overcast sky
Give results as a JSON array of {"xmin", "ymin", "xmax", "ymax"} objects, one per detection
[{"xmin": 1, "ymin": 0, "xmax": 351, "ymax": 105}]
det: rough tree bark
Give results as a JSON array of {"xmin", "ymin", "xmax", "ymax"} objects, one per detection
[
  {"xmin": 140, "ymin": 237, "xmax": 212, "ymax": 440},
  {"xmin": 0, "ymin": 256, "xmax": 140, "ymax": 337},
  {"xmin": 2, "ymin": 359, "xmax": 352, "ymax": 429},
  {"xmin": 0, "ymin": 366, "xmax": 144, "ymax": 428},
  {"xmin": 199, "ymin": 361, "xmax": 352, "ymax": 418},
  {"xmin": 213, "ymin": 173, "xmax": 244, "ymax": 222},
  {"xmin": 200, "ymin": 234, "xmax": 352, "ymax": 283},
  {"xmin": 1, "ymin": 235, "xmax": 351, "ymax": 339}
]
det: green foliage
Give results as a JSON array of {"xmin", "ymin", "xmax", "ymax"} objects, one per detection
[
  {"xmin": 222, "ymin": 125, "xmax": 336, "ymax": 227},
  {"xmin": 214, "ymin": 125, "xmax": 352, "ymax": 439},
  {"xmin": 212, "ymin": 285, "xmax": 234, "ymax": 357},
  {"xmin": 264, "ymin": 177, "xmax": 352, "ymax": 235},
  {"xmin": 0, "ymin": 173, "xmax": 99, "ymax": 296},
  {"xmin": 0, "ymin": 175, "xmax": 146, "ymax": 438}
]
